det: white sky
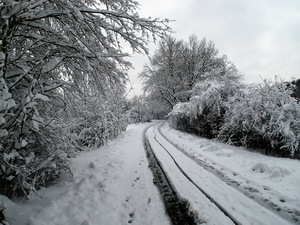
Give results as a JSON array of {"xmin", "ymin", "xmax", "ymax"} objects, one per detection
[{"xmin": 126, "ymin": 0, "xmax": 300, "ymax": 97}]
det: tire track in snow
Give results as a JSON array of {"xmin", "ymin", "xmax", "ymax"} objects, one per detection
[
  {"xmin": 158, "ymin": 123, "xmax": 300, "ymax": 224},
  {"xmin": 150, "ymin": 129, "xmax": 241, "ymax": 225},
  {"xmin": 143, "ymin": 126, "xmax": 202, "ymax": 225}
]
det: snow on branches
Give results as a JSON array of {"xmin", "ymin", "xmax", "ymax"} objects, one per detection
[
  {"xmin": 140, "ymin": 35, "xmax": 241, "ymax": 116},
  {"xmin": 169, "ymin": 77, "xmax": 300, "ymax": 157},
  {"xmin": 0, "ymin": 0, "xmax": 170, "ymax": 197},
  {"xmin": 219, "ymin": 79, "xmax": 300, "ymax": 156},
  {"xmin": 168, "ymin": 68, "xmax": 242, "ymax": 138}
]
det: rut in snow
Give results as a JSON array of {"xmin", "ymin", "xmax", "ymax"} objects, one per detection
[{"xmin": 143, "ymin": 128, "xmax": 202, "ymax": 225}]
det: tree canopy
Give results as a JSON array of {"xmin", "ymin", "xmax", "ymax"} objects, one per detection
[{"xmin": 140, "ymin": 35, "xmax": 240, "ymax": 115}]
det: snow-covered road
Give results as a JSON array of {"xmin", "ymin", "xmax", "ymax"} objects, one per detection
[
  {"xmin": 1, "ymin": 121, "xmax": 299, "ymax": 225},
  {"xmin": 146, "ymin": 122, "xmax": 299, "ymax": 225},
  {"xmin": 1, "ymin": 123, "xmax": 170, "ymax": 225}
]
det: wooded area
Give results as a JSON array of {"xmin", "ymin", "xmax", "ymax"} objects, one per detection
[
  {"xmin": 0, "ymin": 0, "xmax": 169, "ymax": 198},
  {"xmin": 140, "ymin": 36, "xmax": 300, "ymax": 158},
  {"xmin": 1, "ymin": 0, "xmax": 299, "ymax": 202}
]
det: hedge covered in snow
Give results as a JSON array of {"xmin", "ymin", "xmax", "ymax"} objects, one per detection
[
  {"xmin": 168, "ymin": 79, "xmax": 300, "ymax": 157},
  {"xmin": 220, "ymin": 80, "xmax": 300, "ymax": 156}
]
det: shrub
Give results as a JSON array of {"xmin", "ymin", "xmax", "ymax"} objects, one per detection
[
  {"xmin": 219, "ymin": 80, "xmax": 300, "ymax": 156},
  {"xmin": 64, "ymin": 96, "xmax": 128, "ymax": 150},
  {"xmin": 169, "ymin": 76, "xmax": 242, "ymax": 138}
]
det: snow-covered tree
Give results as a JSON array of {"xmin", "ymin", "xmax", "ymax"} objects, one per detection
[
  {"xmin": 0, "ymin": 0, "xmax": 170, "ymax": 197},
  {"xmin": 126, "ymin": 95, "xmax": 155, "ymax": 123},
  {"xmin": 140, "ymin": 35, "xmax": 234, "ymax": 114},
  {"xmin": 140, "ymin": 36, "xmax": 185, "ymax": 109},
  {"xmin": 143, "ymin": 92, "xmax": 171, "ymax": 119}
]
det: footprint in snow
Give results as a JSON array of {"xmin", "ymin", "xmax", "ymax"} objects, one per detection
[
  {"xmin": 131, "ymin": 177, "xmax": 140, "ymax": 187},
  {"xmin": 89, "ymin": 162, "xmax": 96, "ymax": 169},
  {"xmin": 128, "ymin": 211, "xmax": 135, "ymax": 223},
  {"xmin": 263, "ymin": 186, "xmax": 270, "ymax": 191},
  {"xmin": 97, "ymin": 181, "xmax": 105, "ymax": 190},
  {"xmin": 279, "ymin": 198, "xmax": 286, "ymax": 203}
]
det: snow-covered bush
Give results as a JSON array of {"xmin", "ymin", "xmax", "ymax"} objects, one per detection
[
  {"xmin": 168, "ymin": 102, "xmax": 191, "ymax": 131},
  {"xmin": 169, "ymin": 82, "xmax": 231, "ymax": 137},
  {"xmin": 0, "ymin": 100, "xmax": 70, "ymax": 197},
  {"xmin": 169, "ymin": 67, "xmax": 242, "ymax": 138},
  {"xmin": 219, "ymin": 80, "xmax": 300, "ymax": 156},
  {"xmin": 64, "ymin": 95, "xmax": 128, "ymax": 150}
]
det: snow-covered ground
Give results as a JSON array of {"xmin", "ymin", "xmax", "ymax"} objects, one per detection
[
  {"xmin": 159, "ymin": 122, "xmax": 300, "ymax": 224},
  {"xmin": 1, "ymin": 121, "xmax": 299, "ymax": 225},
  {"xmin": 0, "ymin": 123, "xmax": 170, "ymax": 225}
]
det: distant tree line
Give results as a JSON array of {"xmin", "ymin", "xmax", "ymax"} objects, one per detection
[{"xmin": 142, "ymin": 36, "xmax": 300, "ymax": 158}]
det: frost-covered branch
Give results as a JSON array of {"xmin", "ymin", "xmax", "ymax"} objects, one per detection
[{"xmin": 0, "ymin": 0, "xmax": 170, "ymax": 197}]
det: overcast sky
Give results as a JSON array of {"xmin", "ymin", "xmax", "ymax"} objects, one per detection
[{"xmin": 126, "ymin": 0, "xmax": 300, "ymax": 97}]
